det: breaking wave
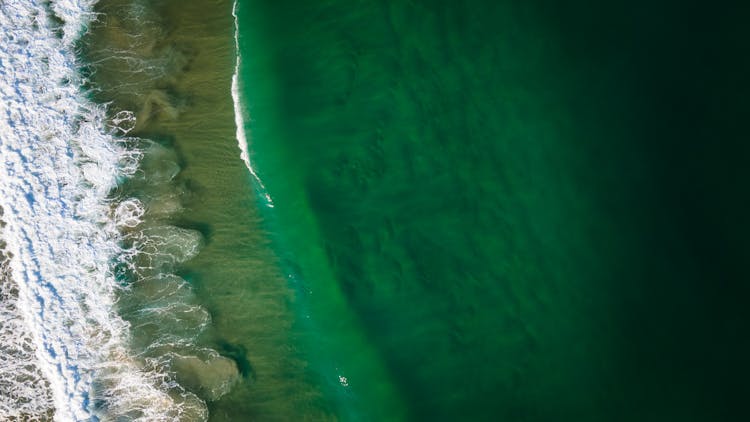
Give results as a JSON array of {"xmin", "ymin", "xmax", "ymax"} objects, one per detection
[
  {"xmin": 0, "ymin": 1, "xmax": 236, "ymax": 420},
  {"xmin": 231, "ymin": 0, "xmax": 274, "ymax": 208}
]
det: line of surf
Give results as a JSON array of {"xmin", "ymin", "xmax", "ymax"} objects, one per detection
[
  {"xmin": 231, "ymin": 0, "xmax": 274, "ymax": 208},
  {"xmin": 0, "ymin": 1, "xmax": 201, "ymax": 420}
]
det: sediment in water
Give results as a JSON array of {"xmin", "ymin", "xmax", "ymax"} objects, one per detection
[
  {"xmin": 83, "ymin": 0, "xmax": 332, "ymax": 419},
  {"xmin": 0, "ymin": 1, "xmax": 220, "ymax": 419},
  {"xmin": 82, "ymin": 0, "xmax": 241, "ymax": 416}
]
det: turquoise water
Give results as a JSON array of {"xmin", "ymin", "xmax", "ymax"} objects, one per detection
[{"xmin": 235, "ymin": 0, "xmax": 750, "ymax": 420}]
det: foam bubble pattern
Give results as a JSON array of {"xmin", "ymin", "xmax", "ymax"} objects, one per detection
[
  {"xmin": 0, "ymin": 1, "xmax": 207, "ymax": 420},
  {"xmin": 0, "ymin": 247, "xmax": 55, "ymax": 420}
]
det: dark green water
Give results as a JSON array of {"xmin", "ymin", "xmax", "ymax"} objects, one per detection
[{"xmin": 235, "ymin": 0, "xmax": 750, "ymax": 420}]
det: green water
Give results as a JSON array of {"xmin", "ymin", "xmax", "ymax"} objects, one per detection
[
  {"xmin": 81, "ymin": 0, "xmax": 750, "ymax": 420},
  {"xmin": 235, "ymin": 0, "xmax": 750, "ymax": 421}
]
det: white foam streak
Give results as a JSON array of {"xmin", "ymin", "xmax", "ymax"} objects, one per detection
[
  {"xmin": 0, "ymin": 1, "xmax": 200, "ymax": 420},
  {"xmin": 231, "ymin": 0, "xmax": 274, "ymax": 208}
]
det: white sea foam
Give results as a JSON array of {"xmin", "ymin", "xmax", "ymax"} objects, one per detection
[
  {"xmin": 231, "ymin": 0, "xmax": 274, "ymax": 208},
  {"xmin": 0, "ymin": 1, "xmax": 207, "ymax": 420},
  {"xmin": 0, "ymin": 247, "xmax": 55, "ymax": 420}
]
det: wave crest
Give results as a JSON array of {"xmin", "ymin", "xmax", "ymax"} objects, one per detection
[{"xmin": 0, "ymin": 1, "xmax": 232, "ymax": 420}]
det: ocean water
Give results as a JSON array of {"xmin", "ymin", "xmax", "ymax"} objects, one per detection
[
  {"xmin": 1, "ymin": 0, "xmax": 748, "ymax": 420},
  {"xmin": 234, "ymin": 0, "xmax": 750, "ymax": 421}
]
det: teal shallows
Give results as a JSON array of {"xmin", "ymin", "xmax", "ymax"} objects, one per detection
[
  {"xmin": 232, "ymin": 1, "xmax": 409, "ymax": 418},
  {"xmin": 237, "ymin": 0, "xmax": 750, "ymax": 421}
]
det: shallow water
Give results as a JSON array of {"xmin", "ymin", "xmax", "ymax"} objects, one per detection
[
  {"xmin": 85, "ymin": 0, "xmax": 334, "ymax": 419},
  {"xmin": 0, "ymin": 0, "xmax": 202, "ymax": 419},
  {"xmin": 0, "ymin": 208, "xmax": 55, "ymax": 420}
]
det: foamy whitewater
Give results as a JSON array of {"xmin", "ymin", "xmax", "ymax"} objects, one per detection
[{"xmin": 0, "ymin": 1, "xmax": 210, "ymax": 420}]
